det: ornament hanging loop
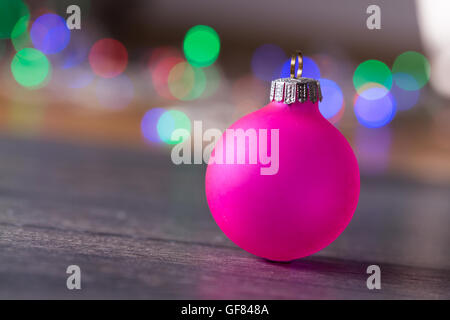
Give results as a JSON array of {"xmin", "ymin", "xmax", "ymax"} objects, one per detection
[
  {"xmin": 270, "ymin": 50, "xmax": 322, "ymax": 103},
  {"xmin": 290, "ymin": 51, "xmax": 303, "ymax": 79}
]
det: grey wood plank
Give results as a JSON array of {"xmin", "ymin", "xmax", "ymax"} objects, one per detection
[
  {"xmin": 0, "ymin": 136, "xmax": 449, "ymax": 299},
  {"xmin": 1, "ymin": 223, "xmax": 449, "ymax": 299}
]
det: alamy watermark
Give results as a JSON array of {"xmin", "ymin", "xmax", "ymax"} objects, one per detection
[
  {"xmin": 170, "ymin": 121, "xmax": 280, "ymax": 176},
  {"xmin": 366, "ymin": 5, "xmax": 381, "ymax": 30},
  {"xmin": 66, "ymin": 265, "xmax": 81, "ymax": 290},
  {"xmin": 366, "ymin": 265, "xmax": 381, "ymax": 290}
]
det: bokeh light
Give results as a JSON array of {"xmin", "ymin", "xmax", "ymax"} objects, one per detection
[
  {"xmin": 95, "ymin": 74, "xmax": 134, "ymax": 109},
  {"xmin": 168, "ymin": 62, "xmax": 195, "ymax": 99},
  {"xmin": 354, "ymin": 87, "xmax": 396, "ymax": 128},
  {"xmin": 353, "ymin": 59, "xmax": 392, "ymax": 99},
  {"xmin": 318, "ymin": 78, "xmax": 344, "ymax": 120},
  {"xmin": 11, "ymin": 48, "xmax": 51, "ymax": 88},
  {"xmin": 183, "ymin": 25, "xmax": 220, "ymax": 67},
  {"xmin": 168, "ymin": 62, "xmax": 206, "ymax": 100},
  {"xmin": 280, "ymin": 56, "xmax": 321, "ymax": 79},
  {"xmin": 11, "ymin": 15, "xmax": 31, "ymax": 52},
  {"xmin": 147, "ymin": 46, "xmax": 182, "ymax": 96},
  {"xmin": 148, "ymin": 46, "xmax": 182, "ymax": 67},
  {"xmin": 152, "ymin": 56, "xmax": 184, "ymax": 99},
  {"xmin": 141, "ymin": 108, "xmax": 166, "ymax": 144},
  {"xmin": 157, "ymin": 110, "xmax": 191, "ymax": 144},
  {"xmin": 391, "ymin": 75, "xmax": 421, "ymax": 111},
  {"xmin": 60, "ymin": 34, "xmax": 91, "ymax": 69},
  {"xmin": 30, "ymin": 14, "xmax": 71, "ymax": 54},
  {"xmin": 392, "ymin": 51, "xmax": 430, "ymax": 91},
  {"xmin": 251, "ymin": 44, "xmax": 286, "ymax": 81},
  {"xmin": 89, "ymin": 38, "xmax": 128, "ymax": 78},
  {"xmin": 0, "ymin": 0, "xmax": 29, "ymax": 39},
  {"xmin": 201, "ymin": 65, "xmax": 221, "ymax": 98},
  {"xmin": 328, "ymin": 103, "xmax": 345, "ymax": 125}
]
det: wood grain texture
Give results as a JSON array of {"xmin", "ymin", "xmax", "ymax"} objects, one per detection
[{"xmin": 0, "ymin": 136, "xmax": 449, "ymax": 299}]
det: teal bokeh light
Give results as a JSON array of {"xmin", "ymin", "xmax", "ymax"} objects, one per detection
[{"xmin": 157, "ymin": 110, "xmax": 191, "ymax": 144}]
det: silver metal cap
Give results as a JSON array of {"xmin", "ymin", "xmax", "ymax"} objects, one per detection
[
  {"xmin": 269, "ymin": 77, "xmax": 322, "ymax": 104},
  {"xmin": 269, "ymin": 51, "xmax": 322, "ymax": 104}
]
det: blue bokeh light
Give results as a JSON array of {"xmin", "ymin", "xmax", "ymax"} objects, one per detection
[
  {"xmin": 30, "ymin": 14, "xmax": 70, "ymax": 54},
  {"xmin": 141, "ymin": 108, "xmax": 166, "ymax": 143},
  {"xmin": 354, "ymin": 87, "xmax": 397, "ymax": 128},
  {"xmin": 318, "ymin": 78, "xmax": 343, "ymax": 119},
  {"xmin": 391, "ymin": 73, "xmax": 420, "ymax": 111},
  {"xmin": 62, "ymin": 40, "xmax": 90, "ymax": 69}
]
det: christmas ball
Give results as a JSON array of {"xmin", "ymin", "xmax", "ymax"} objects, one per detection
[{"xmin": 205, "ymin": 65, "xmax": 360, "ymax": 261}]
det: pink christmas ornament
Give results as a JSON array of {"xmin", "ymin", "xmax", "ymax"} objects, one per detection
[{"xmin": 205, "ymin": 52, "xmax": 360, "ymax": 261}]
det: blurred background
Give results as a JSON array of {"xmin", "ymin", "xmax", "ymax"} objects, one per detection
[
  {"xmin": 0, "ymin": 0, "xmax": 449, "ymax": 182},
  {"xmin": 0, "ymin": 0, "xmax": 449, "ymax": 274}
]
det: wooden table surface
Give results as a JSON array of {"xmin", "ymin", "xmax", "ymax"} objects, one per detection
[{"xmin": 0, "ymin": 135, "xmax": 449, "ymax": 299}]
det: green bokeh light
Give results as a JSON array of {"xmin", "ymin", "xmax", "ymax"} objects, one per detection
[
  {"xmin": 183, "ymin": 66, "xmax": 206, "ymax": 100},
  {"xmin": 353, "ymin": 60, "xmax": 392, "ymax": 98},
  {"xmin": 392, "ymin": 51, "xmax": 430, "ymax": 91},
  {"xmin": 0, "ymin": 0, "xmax": 29, "ymax": 39},
  {"xmin": 11, "ymin": 15, "xmax": 31, "ymax": 52},
  {"xmin": 11, "ymin": 48, "xmax": 51, "ymax": 88},
  {"xmin": 157, "ymin": 110, "xmax": 191, "ymax": 145},
  {"xmin": 183, "ymin": 25, "xmax": 220, "ymax": 67},
  {"xmin": 168, "ymin": 62, "xmax": 206, "ymax": 101}
]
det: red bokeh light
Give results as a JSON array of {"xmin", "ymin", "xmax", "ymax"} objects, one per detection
[
  {"xmin": 148, "ymin": 46, "xmax": 182, "ymax": 68},
  {"xmin": 151, "ymin": 56, "xmax": 184, "ymax": 100},
  {"xmin": 89, "ymin": 38, "xmax": 128, "ymax": 78}
]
